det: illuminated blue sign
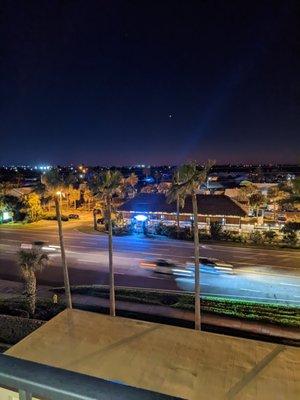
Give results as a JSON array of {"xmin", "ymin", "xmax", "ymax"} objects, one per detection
[{"xmin": 134, "ymin": 214, "xmax": 148, "ymax": 222}]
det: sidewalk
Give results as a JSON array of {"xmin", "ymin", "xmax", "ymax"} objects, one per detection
[{"xmin": 0, "ymin": 279, "xmax": 299, "ymax": 342}]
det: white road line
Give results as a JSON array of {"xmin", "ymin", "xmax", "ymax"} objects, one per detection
[
  {"xmin": 236, "ymin": 261, "xmax": 299, "ymax": 270},
  {"xmin": 279, "ymin": 283, "xmax": 300, "ymax": 287},
  {"xmin": 77, "ymin": 259, "xmax": 99, "ymax": 263},
  {"xmin": 240, "ymin": 288, "xmax": 261, "ymax": 292},
  {"xmin": 235, "ymin": 269, "xmax": 300, "ymax": 279}
]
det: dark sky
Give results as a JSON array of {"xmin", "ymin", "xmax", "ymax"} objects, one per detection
[{"xmin": 0, "ymin": 0, "xmax": 299, "ymax": 166}]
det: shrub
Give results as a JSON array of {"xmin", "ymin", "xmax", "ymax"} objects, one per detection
[
  {"xmin": 230, "ymin": 233, "xmax": 244, "ymax": 243},
  {"xmin": 113, "ymin": 224, "xmax": 133, "ymax": 236},
  {"xmin": 154, "ymin": 223, "xmax": 194, "ymax": 240},
  {"xmin": 249, "ymin": 231, "xmax": 263, "ymax": 245},
  {"xmin": 210, "ymin": 221, "xmax": 222, "ymax": 240},
  {"xmin": 282, "ymin": 221, "xmax": 300, "ymax": 233},
  {"xmin": 263, "ymin": 230, "xmax": 277, "ymax": 244},
  {"xmin": 42, "ymin": 213, "xmax": 69, "ymax": 221},
  {"xmin": 283, "ymin": 230, "xmax": 298, "ymax": 246}
]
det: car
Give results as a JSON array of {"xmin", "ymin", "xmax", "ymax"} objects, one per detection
[
  {"xmin": 186, "ymin": 257, "xmax": 234, "ymax": 273},
  {"xmin": 140, "ymin": 259, "xmax": 193, "ymax": 277},
  {"xmin": 68, "ymin": 214, "xmax": 80, "ymax": 219}
]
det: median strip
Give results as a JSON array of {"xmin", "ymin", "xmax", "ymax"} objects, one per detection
[{"xmin": 51, "ymin": 285, "xmax": 300, "ymax": 328}]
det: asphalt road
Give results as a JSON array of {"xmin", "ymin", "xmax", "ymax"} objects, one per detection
[{"xmin": 0, "ymin": 224, "xmax": 300, "ymax": 305}]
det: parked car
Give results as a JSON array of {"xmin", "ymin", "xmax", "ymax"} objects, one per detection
[{"xmin": 68, "ymin": 214, "xmax": 80, "ymax": 219}]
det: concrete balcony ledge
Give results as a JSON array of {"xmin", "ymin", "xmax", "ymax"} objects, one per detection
[{"xmin": 3, "ymin": 309, "xmax": 300, "ymax": 399}]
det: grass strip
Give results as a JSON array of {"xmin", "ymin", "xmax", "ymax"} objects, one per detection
[{"xmin": 52, "ymin": 285, "xmax": 300, "ymax": 328}]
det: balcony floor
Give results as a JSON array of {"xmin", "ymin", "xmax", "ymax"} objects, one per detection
[{"xmin": 6, "ymin": 309, "xmax": 300, "ymax": 399}]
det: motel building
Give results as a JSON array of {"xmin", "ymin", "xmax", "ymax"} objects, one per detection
[{"xmin": 119, "ymin": 193, "xmax": 247, "ymax": 231}]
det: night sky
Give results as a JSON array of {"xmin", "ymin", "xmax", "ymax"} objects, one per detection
[{"xmin": 0, "ymin": 0, "xmax": 299, "ymax": 166}]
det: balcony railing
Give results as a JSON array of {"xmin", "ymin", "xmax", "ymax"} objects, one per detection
[{"xmin": 0, "ymin": 354, "xmax": 180, "ymax": 400}]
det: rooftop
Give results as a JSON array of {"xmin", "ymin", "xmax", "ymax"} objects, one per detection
[
  {"xmin": 5, "ymin": 309, "xmax": 300, "ymax": 399},
  {"xmin": 120, "ymin": 193, "xmax": 247, "ymax": 217}
]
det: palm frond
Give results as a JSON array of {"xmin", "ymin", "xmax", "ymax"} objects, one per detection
[
  {"xmin": 167, "ymin": 160, "xmax": 214, "ymax": 206},
  {"xmin": 18, "ymin": 249, "xmax": 49, "ymax": 275}
]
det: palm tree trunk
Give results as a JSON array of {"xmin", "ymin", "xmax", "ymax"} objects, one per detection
[
  {"xmin": 192, "ymin": 193, "xmax": 201, "ymax": 330},
  {"xmin": 176, "ymin": 171, "xmax": 180, "ymax": 236},
  {"xmin": 107, "ymin": 196, "xmax": 116, "ymax": 316},
  {"xmin": 25, "ymin": 273, "xmax": 36, "ymax": 316},
  {"xmin": 176, "ymin": 197, "xmax": 180, "ymax": 235},
  {"xmin": 55, "ymin": 196, "xmax": 72, "ymax": 309}
]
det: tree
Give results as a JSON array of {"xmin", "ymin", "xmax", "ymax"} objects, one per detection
[
  {"xmin": 292, "ymin": 177, "xmax": 300, "ymax": 196},
  {"xmin": 249, "ymin": 192, "xmax": 265, "ymax": 217},
  {"xmin": 281, "ymin": 222, "xmax": 299, "ymax": 246},
  {"xmin": 267, "ymin": 187, "xmax": 288, "ymax": 220},
  {"xmin": 41, "ymin": 169, "xmax": 74, "ymax": 308},
  {"xmin": 0, "ymin": 195, "xmax": 23, "ymax": 221},
  {"xmin": 17, "ymin": 248, "xmax": 49, "ymax": 315},
  {"xmin": 83, "ymin": 188, "xmax": 94, "ymax": 211},
  {"xmin": 172, "ymin": 170, "xmax": 181, "ymax": 235},
  {"xmin": 126, "ymin": 172, "xmax": 138, "ymax": 188},
  {"xmin": 67, "ymin": 186, "xmax": 80, "ymax": 209},
  {"xmin": 0, "ymin": 182, "xmax": 16, "ymax": 196},
  {"xmin": 167, "ymin": 160, "xmax": 214, "ymax": 330},
  {"xmin": 90, "ymin": 170, "xmax": 124, "ymax": 316},
  {"xmin": 210, "ymin": 221, "xmax": 222, "ymax": 240},
  {"xmin": 22, "ymin": 192, "xmax": 43, "ymax": 222}
]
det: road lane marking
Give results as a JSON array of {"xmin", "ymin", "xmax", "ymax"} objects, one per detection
[
  {"xmin": 240, "ymin": 288, "xmax": 261, "ymax": 292},
  {"xmin": 234, "ymin": 269, "xmax": 300, "ymax": 279},
  {"xmin": 279, "ymin": 283, "xmax": 300, "ymax": 287},
  {"xmin": 234, "ymin": 261, "xmax": 299, "ymax": 270}
]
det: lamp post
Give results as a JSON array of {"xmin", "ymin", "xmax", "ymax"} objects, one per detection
[{"xmin": 56, "ymin": 191, "xmax": 63, "ymax": 210}]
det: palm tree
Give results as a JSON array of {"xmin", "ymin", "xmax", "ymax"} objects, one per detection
[
  {"xmin": 41, "ymin": 169, "xmax": 74, "ymax": 308},
  {"xmin": 18, "ymin": 248, "xmax": 49, "ymax": 315},
  {"xmin": 125, "ymin": 172, "xmax": 138, "ymax": 198},
  {"xmin": 249, "ymin": 192, "xmax": 265, "ymax": 217},
  {"xmin": 172, "ymin": 169, "xmax": 181, "ymax": 234},
  {"xmin": 67, "ymin": 186, "xmax": 80, "ymax": 210},
  {"xmin": 90, "ymin": 170, "xmax": 123, "ymax": 316},
  {"xmin": 83, "ymin": 188, "xmax": 94, "ymax": 211},
  {"xmin": 126, "ymin": 172, "xmax": 138, "ymax": 188},
  {"xmin": 167, "ymin": 161, "xmax": 214, "ymax": 330}
]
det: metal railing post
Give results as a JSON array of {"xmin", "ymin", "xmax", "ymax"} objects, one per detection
[{"xmin": 19, "ymin": 389, "xmax": 32, "ymax": 400}]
